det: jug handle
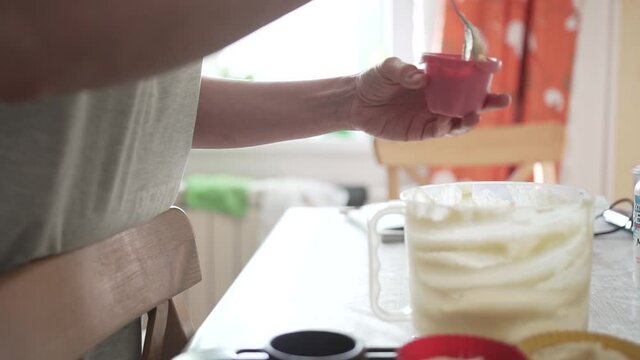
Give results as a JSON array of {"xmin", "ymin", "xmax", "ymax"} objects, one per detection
[{"xmin": 368, "ymin": 203, "xmax": 411, "ymax": 321}]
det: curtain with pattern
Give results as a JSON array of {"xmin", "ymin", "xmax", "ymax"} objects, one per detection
[{"xmin": 430, "ymin": 0, "xmax": 580, "ymax": 182}]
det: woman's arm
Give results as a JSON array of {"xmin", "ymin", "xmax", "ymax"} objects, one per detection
[
  {"xmin": 192, "ymin": 76, "xmax": 355, "ymax": 148},
  {"xmin": 192, "ymin": 58, "xmax": 510, "ymax": 149}
]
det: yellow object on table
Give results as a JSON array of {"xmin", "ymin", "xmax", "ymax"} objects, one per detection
[{"xmin": 519, "ymin": 331, "xmax": 640, "ymax": 360}]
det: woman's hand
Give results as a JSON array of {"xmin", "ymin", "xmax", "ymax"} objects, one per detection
[{"xmin": 348, "ymin": 57, "xmax": 510, "ymax": 141}]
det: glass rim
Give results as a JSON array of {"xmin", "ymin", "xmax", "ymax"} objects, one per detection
[{"xmin": 399, "ymin": 181, "xmax": 593, "ymax": 209}]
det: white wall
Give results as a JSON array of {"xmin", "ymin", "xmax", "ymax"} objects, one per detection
[
  {"xmin": 561, "ymin": 0, "xmax": 619, "ymax": 199},
  {"xmin": 611, "ymin": 0, "xmax": 640, "ymax": 199}
]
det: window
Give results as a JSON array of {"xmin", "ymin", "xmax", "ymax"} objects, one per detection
[
  {"xmin": 187, "ymin": 0, "xmax": 446, "ymax": 198},
  {"xmin": 199, "ymin": 0, "xmax": 444, "ymax": 143},
  {"xmin": 202, "ymin": 0, "xmax": 393, "ymax": 81}
]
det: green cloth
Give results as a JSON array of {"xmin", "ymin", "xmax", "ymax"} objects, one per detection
[{"xmin": 185, "ymin": 174, "xmax": 254, "ymax": 218}]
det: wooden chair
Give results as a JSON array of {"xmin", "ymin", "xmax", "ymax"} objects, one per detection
[
  {"xmin": 0, "ymin": 207, "xmax": 201, "ymax": 360},
  {"xmin": 374, "ymin": 122, "xmax": 566, "ymax": 199}
]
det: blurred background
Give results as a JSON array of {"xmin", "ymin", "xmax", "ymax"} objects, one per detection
[{"xmin": 181, "ymin": 0, "xmax": 640, "ymax": 325}]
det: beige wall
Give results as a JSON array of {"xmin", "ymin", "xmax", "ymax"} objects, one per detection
[
  {"xmin": 613, "ymin": 0, "xmax": 640, "ymax": 199},
  {"xmin": 562, "ymin": 0, "xmax": 617, "ymax": 197}
]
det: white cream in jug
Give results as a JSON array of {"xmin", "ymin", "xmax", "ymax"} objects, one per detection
[{"xmin": 405, "ymin": 185, "xmax": 592, "ymax": 342}]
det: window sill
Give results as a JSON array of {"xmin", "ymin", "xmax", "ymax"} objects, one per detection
[{"xmin": 189, "ymin": 133, "xmax": 373, "ymax": 157}]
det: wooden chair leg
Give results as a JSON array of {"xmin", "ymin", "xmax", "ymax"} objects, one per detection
[
  {"xmin": 510, "ymin": 163, "xmax": 534, "ymax": 182},
  {"xmin": 162, "ymin": 295, "xmax": 194, "ymax": 360},
  {"xmin": 539, "ymin": 161, "xmax": 558, "ymax": 183},
  {"xmin": 142, "ymin": 301, "xmax": 169, "ymax": 360},
  {"xmin": 388, "ymin": 167, "xmax": 400, "ymax": 200},
  {"xmin": 404, "ymin": 167, "xmax": 429, "ymax": 186}
]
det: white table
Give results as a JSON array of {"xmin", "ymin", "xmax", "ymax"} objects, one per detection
[{"xmin": 187, "ymin": 207, "xmax": 640, "ymax": 352}]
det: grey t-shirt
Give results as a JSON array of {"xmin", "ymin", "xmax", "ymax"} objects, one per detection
[{"xmin": 0, "ymin": 61, "xmax": 203, "ymax": 358}]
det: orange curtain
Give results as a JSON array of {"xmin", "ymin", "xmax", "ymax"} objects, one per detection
[{"xmin": 431, "ymin": 0, "xmax": 579, "ymax": 181}]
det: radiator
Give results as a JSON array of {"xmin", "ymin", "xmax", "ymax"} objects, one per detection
[{"xmin": 183, "ymin": 207, "xmax": 263, "ymax": 328}]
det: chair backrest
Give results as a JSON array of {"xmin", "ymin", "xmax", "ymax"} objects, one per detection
[
  {"xmin": 0, "ymin": 207, "xmax": 201, "ymax": 360},
  {"xmin": 374, "ymin": 122, "xmax": 566, "ymax": 199}
]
